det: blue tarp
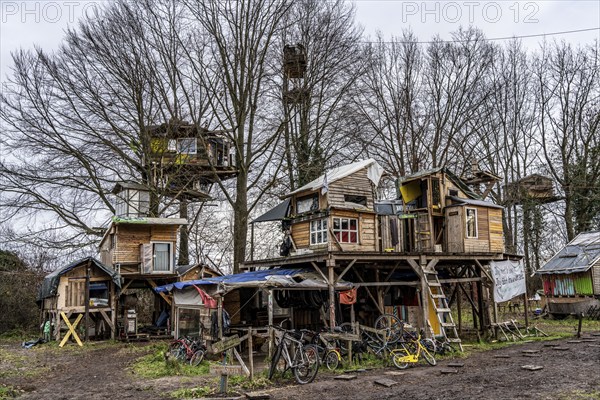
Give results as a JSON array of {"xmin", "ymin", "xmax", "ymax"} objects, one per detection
[{"xmin": 154, "ymin": 268, "xmax": 310, "ymax": 293}]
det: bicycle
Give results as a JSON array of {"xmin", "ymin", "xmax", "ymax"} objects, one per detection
[
  {"xmin": 168, "ymin": 336, "xmax": 207, "ymax": 366},
  {"xmin": 374, "ymin": 314, "xmax": 404, "ymax": 344},
  {"xmin": 391, "ymin": 331, "xmax": 437, "ymax": 369},
  {"xmin": 307, "ymin": 329, "xmax": 343, "ymax": 370},
  {"xmin": 268, "ymin": 326, "xmax": 320, "ymax": 384}
]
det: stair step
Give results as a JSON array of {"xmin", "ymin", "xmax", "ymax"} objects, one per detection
[
  {"xmin": 431, "ymin": 294, "xmax": 446, "ymax": 299},
  {"xmin": 436, "ymin": 308, "xmax": 452, "ymax": 313},
  {"xmin": 441, "ymin": 322, "xmax": 456, "ymax": 327},
  {"xmin": 447, "ymin": 338, "xmax": 462, "ymax": 343},
  {"xmin": 428, "ymin": 282, "xmax": 441, "ymax": 287}
]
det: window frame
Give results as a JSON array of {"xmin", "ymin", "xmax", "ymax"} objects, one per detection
[
  {"xmin": 465, "ymin": 208, "xmax": 478, "ymax": 239},
  {"xmin": 310, "ymin": 218, "xmax": 328, "ymax": 245},
  {"xmin": 332, "ymin": 217, "xmax": 359, "ymax": 244},
  {"xmin": 152, "ymin": 242, "xmax": 173, "ymax": 273},
  {"xmin": 177, "ymin": 138, "xmax": 197, "ymax": 155},
  {"xmin": 297, "ymin": 194, "xmax": 319, "ymax": 215}
]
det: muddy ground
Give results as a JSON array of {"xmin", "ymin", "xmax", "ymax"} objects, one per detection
[{"xmin": 1, "ymin": 332, "xmax": 599, "ymax": 400}]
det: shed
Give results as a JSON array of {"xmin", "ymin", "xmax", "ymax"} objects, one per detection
[
  {"xmin": 38, "ymin": 257, "xmax": 121, "ymax": 341},
  {"xmin": 536, "ymin": 231, "xmax": 600, "ymax": 314}
]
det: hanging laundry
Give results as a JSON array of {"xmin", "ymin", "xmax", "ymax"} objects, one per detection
[
  {"xmin": 339, "ymin": 287, "xmax": 357, "ymax": 305},
  {"xmin": 193, "ymin": 285, "xmax": 217, "ymax": 309}
]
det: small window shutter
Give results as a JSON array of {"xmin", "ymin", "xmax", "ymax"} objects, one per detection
[{"xmin": 140, "ymin": 244, "xmax": 153, "ymax": 274}]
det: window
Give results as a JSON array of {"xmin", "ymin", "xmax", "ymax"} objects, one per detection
[
  {"xmin": 466, "ymin": 208, "xmax": 478, "ymax": 238},
  {"xmin": 333, "ymin": 217, "xmax": 358, "ymax": 243},
  {"xmin": 297, "ymin": 195, "xmax": 319, "ymax": 214},
  {"xmin": 177, "ymin": 138, "xmax": 197, "ymax": 154},
  {"xmin": 310, "ymin": 218, "xmax": 328, "ymax": 245},
  {"xmin": 153, "ymin": 243, "xmax": 172, "ymax": 272},
  {"xmin": 344, "ymin": 195, "xmax": 367, "ymax": 206}
]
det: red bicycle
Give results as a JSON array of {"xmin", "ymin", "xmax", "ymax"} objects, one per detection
[{"xmin": 168, "ymin": 336, "xmax": 207, "ymax": 366}]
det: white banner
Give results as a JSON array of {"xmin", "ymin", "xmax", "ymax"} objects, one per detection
[{"xmin": 490, "ymin": 260, "xmax": 526, "ymax": 303}]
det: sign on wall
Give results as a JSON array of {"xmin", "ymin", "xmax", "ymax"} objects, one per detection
[{"xmin": 490, "ymin": 260, "xmax": 526, "ymax": 303}]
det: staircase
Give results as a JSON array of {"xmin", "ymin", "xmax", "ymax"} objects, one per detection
[{"xmin": 424, "ymin": 270, "xmax": 463, "ymax": 351}]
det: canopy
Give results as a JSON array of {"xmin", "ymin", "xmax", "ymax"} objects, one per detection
[
  {"xmin": 252, "ymin": 199, "xmax": 291, "ymax": 223},
  {"xmin": 154, "ymin": 267, "xmax": 353, "ymax": 294}
]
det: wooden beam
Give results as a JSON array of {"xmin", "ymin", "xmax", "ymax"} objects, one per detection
[
  {"xmin": 354, "ymin": 281, "xmax": 419, "ymax": 287},
  {"xmin": 99, "ymin": 310, "xmax": 115, "ymax": 331},
  {"xmin": 328, "ymin": 228, "xmax": 343, "ymax": 251},
  {"xmin": 438, "ymin": 277, "xmax": 483, "ymax": 284},
  {"xmin": 310, "ymin": 262, "xmax": 329, "ymax": 284},
  {"xmin": 336, "ymin": 259, "xmax": 357, "ymax": 283},
  {"xmin": 59, "ymin": 312, "xmax": 83, "ymax": 347},
  {"xmin": 147, "ymin": 279, "xmax": 172, "ymax": 306},
  {"xmin": 354, "ymin": 273, "xmax": 384, "ymax": 315}
]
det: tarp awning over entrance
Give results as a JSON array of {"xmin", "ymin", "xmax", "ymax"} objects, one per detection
[{"xmin": 154, "ymin": 267, "xmax": 353, "ymax": 294}]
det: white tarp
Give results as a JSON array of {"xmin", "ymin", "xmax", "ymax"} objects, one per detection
[{"xmin": 490, "ymin": 260, "xmax": 526, "ymax": 303}]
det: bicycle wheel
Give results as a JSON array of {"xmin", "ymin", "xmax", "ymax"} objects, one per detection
[
  {"xmin": 374, "ymin": 314, "xmax": 403, "ymax": 343},
  {"xmin": 294, "ymin": 345, "xmax": 319, "ymax": 384},
  {"xmin": 421, "ymin": 346, "xmax": 437, "ymax": 366},
  {"xmin": 392, "ymin": 348, "xmax": 409, "ymax": 369},
  {"xmin": 422, "ymin": 338, "xmax": 436, "ymax": 354},
  {"xmin": 268, "ymin": 342, "xmax": 284, "ymax": 380},
  {"xmin": 324, "ymin": 350, "xmax": 340, "ymax": 370},
  {"xmin": 189, "ymin": 349, "xmax": 205, "ymax": 366},
  {"xmin": 168, "ymin": 341, "xmax": 185, "ymax": 362}
]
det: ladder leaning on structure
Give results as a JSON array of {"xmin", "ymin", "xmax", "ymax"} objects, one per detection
[{"xmin": 424, "ymin": 271, "xmax": 463, "ymax": 351}]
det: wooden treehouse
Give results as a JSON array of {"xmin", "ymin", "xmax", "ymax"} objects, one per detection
[
  {"xmin": 244, "ymin": 159, "xmax": 516, "ymax": 347},
  {"xmin": 504, "ymin": 174, "xmax": 559, "ymax": 205},
  {"xmin": 38, "ymin": 257, "xmax": 121, "ymax": 342},
  {"xmin": 147, "ymin": 119, "xmax": 237, "ymax": 201}
]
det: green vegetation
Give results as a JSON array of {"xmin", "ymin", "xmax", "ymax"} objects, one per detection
[
  {"xmin": 0, "ymin": 349, "xmax": 49, "ymax": 379},
  {"xmin": 0, "ymin": 385, "xmax": 21, "ymax": 400},
  {"xmin": 556, "ymin": 390, "xmax": 600, "ymax": 400},
  {"xmin": 131, "ymin": 347, "xmax": 210, "ymax": 379}
]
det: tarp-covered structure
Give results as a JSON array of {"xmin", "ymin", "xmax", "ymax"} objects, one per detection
[
  {"xmin": 38, "ymin": 257, "xmax": 121, "ymax": 302},
  {"xmin": 154, "ymin": 267, "xmax": 353, "ymax": 295}
]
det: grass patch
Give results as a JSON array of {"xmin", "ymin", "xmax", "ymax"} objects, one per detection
[
  {"xmin": 131, "ymin": 347, "xmax": 210, "ymax": 379},
  {"xmin": 0, "ymin": 385, "xmax": 21, "ymax": 400}
]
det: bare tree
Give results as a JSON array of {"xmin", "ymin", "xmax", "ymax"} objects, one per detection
[{"xmin": 534, "ymin": 41, "xmax": 600, "ymax": 240}]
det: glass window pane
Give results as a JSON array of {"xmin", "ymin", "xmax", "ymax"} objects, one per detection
[
  {"xmin": 311, "ymin": 233, "xmax": 316, "ymax": 244},
  {"xmin": 154, "ymin": 243, "xmax": 170, "ymax": 271},
  {"xmin": 342, "ymin": 219, "xmax": 348, "ymax": 230},
  {"xmin": 350, "ymin": 232, "xmax": 357, "ymax": 243},
  {"xmin": 333, "ymin": 218, "xmax": 340, "ymax": 230},
  {"xmin": 350, "ymin": 219, "xmax": 357, "ymax": 230}
]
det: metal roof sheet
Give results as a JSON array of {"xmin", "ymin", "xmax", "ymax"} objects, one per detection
[{"xmin": 536, "ymin": 231, "xmax": 600, "ymax": 275}]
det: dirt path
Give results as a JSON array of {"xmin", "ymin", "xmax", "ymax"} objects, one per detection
[
  {"xmin": 2, "ymin": 333, "xmax": 599, "ymax": 399},
  {"xmin": 266, "ymin": 333, "xmax": 600, "ymax": 400}
]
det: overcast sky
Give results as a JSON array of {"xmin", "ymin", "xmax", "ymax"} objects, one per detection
[{"xmin": 1, "ymin": 0, "xmax": 599, "ymax": 84}]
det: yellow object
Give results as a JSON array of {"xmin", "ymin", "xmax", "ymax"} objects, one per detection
[
  {"xmin": 400, "ymin": 180, "xmax": 421, "ymax": 203},
  {"xmin": 59, "ymin": 312, "xmax": 83, "ymax": 347}
]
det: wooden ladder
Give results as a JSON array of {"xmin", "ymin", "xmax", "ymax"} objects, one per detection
[
  {"xmin": 416, "ymin": 213, "xmax": 431, "ymax": 251},
  {"xmin": 424, "ymin": 270, "xmax": 463, "ymax": 351}
]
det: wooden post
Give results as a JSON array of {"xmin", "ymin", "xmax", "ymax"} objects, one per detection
[
  {"xmin": 420, "ymin": 263, "xmax": 429, "ymax": 337},
  {"xmin": 328, "ymin": 260, "xmax": 336, "ymax": 330},
  {"xmin": 217, "ymin": 297, "xmax": 223, "ymax": 339},
  {"xmin": 457, "ymin": 284, "xmax": 462, "ymax": 335},
  {"xmin": 268, "ymin": 290, "xmax": 273, "ymax": 359},
  {"xmin": 523, "ymin": 291, "xmax": 529, "ymax": 329},
  {"xmin": 250, "ymin": 223, "xmax": 255, "ymax": 262},
  {"xmin": 85, "ymin": 261, "xmax": 91, "ymax": 342},
  {"xmin": 110, "ymin": 282, "xmax": 116, "ymax": 340},
  {"xmin": 248, "ymin": 328, "xmax": 254, "ymax": 380}
]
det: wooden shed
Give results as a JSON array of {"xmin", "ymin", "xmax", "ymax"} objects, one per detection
[
  {"xmin": 38, "ymin": 257, "xmax": 121, "ymax": 341},
  {"xmin": 536, "ymin": 231, "xmax": 600, "ymax": 315}
]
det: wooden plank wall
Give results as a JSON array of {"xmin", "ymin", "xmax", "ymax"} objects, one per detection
[
  {"xmin": 112, "ymin": 224, "xmax": 178, "ymax": 265},
  {"xmin": 291, "ymin": 221, "xmax": 310, "ymax": 248},
  {"xmin": 488, "ymin": 208, "xmax": 505, "ymax": 253},
  {"xmin": 380, "ymin": 215, "xmax": 404, "ymax": 252},
  {"xmin": 445, "ymin": 208, "xmax": 464, "ymax": 252},
  {"xmin": 592, "ymin": 261, "xmax": 600, "ymax": 295},
  {"xmin": 327, "ymin": 169, "xmax": 374, "ymax": 209}
]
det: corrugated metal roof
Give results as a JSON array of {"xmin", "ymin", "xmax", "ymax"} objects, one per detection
[{"xmin": 536, "ymin": 231, "xmax": 600, "ymax": 275}]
